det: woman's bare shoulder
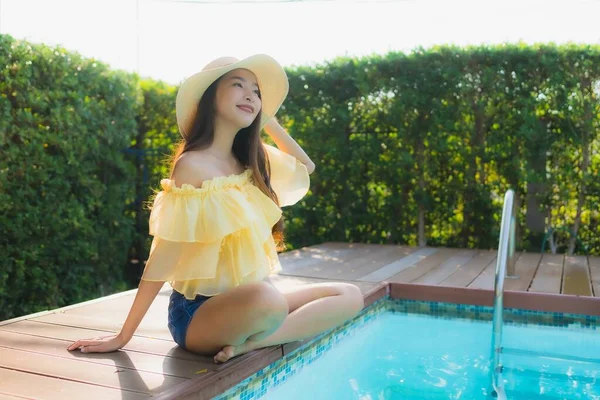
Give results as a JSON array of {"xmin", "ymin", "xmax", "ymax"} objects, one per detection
[{"xmin": 170, "ymin": 150, "xmax": 221, "ymax": 189}]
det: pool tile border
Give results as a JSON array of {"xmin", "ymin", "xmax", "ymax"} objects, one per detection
[
  {"xmin": 389, "ymin": 282, "xmax": 600, "ymax": 316},
  {"xmin": 390, "ymin": 298, "xmax": 598, "ymax": 329}
]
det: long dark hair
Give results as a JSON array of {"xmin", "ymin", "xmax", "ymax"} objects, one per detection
[{"xmin": 168, "ymin": 77, "xmax": 286, "ymax": 251}]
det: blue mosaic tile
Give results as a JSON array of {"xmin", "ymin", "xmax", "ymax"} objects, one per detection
[{"xmin": 388, "ymin": 299, "xmax": 598, "ymax": 330}]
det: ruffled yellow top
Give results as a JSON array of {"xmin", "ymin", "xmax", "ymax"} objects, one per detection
[{"xmin": 140, "ymin": 144, "xmax": 310, "ymax": 299}]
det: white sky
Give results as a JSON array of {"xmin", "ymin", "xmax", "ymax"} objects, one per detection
[{"xmin": 1, "ymin": 0, "xmax": 599, "ymax": 85}]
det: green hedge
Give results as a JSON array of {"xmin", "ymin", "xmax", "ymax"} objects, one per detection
[
  {"xmin": 2, "ymin": 34, "xmax": 599, "ymax": 320},
  {"xmin": 126, "ymin": 79, "xmax": 179, "ymax": 282},
  {"xmin": 0, "ymin": 34, "xmax": 139, "ymax": 319},
  {"xmin": 277, "ymin": 44, "xmax": 600, "ymax": 255}
]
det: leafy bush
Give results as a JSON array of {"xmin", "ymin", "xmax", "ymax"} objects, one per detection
[{"xmin": 0, "ymin": 34, "xmax": 138, "ymax": 319}]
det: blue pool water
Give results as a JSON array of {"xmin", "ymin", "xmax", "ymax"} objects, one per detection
[{"xmin": 261, "ymin": 312, "xmax": 600, "ymax": 400}]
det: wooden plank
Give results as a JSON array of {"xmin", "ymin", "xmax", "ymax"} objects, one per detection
[
  {"xmin": 58, "ymin": 289, "xmax": 169, "ymax": 319},
  {"xmin": 279, "ymin": 243, "xmax": 371, "ymax": 278},
  {"xmin": 0, "ymin": 330, "xmax": 204, "ymax": 379},
  {"xmin": 0, "ymin": 285, "xmax": 170, "ymax": 327},
  {"xmin": 589, "ymin": 256, "xmax": 600, "ymax": 297},
  {"xmin": 0, "ymin": 367, "xmax": 148, "ymax": 400},
  {"xmin": 358, "ymin": 247, "xmax": 439, "ymax": 282},
  {"xmin": 504, "ymin": 252, "xmax": 543, "ymax": 292},
  {"xmin": 293, "ymin": 244, "xmax": 417, "ymax": 280},
  {"xmin": 529, "ymin": 254, "xmax": 564, "ymax": 294},
  {"xmin": 439, "ymin": 251, "xmax": 496, "ymax": 287},
  {"xmin": 0, "ymin": 347, "xmax": 186, "ymax": 395},
  {"xmin": 24, "ymin": 288, "xmax": 171, "ymax": 340},
  {"xmin": 0, "ymin": 320, "xmax": 204, "ymax": 362},
  {"xmin": 562, "ymin": 256, "xmax": 593, "ymax": 296},
  {"xmin": 468, "ymin": 252, "xmax": 543, "ymax": 292},
  {"xmin": 467, "ymin": 252, "xmax": 502, "ymax": 290},
  {"xmin": 152, "ymin": 346, "xmax": 282, "ymax": 400},
  {"xmin": 279, "ymin": 241, "xmax": 352, "ymax": 261},
  {"xmin": 412, "ymin": 249, "xmax": 478, "ymax": 285},
  {"xmin": 280, "ymin": 243, "xmax": 391, "ymax": 279},
  {"xmin": 312, "ymin": 243, "xmax": 397, "ymax": 278},
  {"xmin": 387, "ymin": 248, "xmax": 460, "ymax": 283},
  {"xmin": 278, "ymin": 242, "xmax": 363, "ymax": 273},
  {"xmin": 334, "ymin": 246, "xmax": 420, "ymax": 281},
  {"xmin": 30, "ymin": 312, "xmax": 173, "ymax": 341}
]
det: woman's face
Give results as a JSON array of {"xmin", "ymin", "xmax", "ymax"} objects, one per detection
[{"xmin": 214, "ymin": 68, "xmax": 262, "ymax": 129}]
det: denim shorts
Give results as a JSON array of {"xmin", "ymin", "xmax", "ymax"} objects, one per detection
[{"xmin": 168, "ymin": 289, "xmax": 211, "ymax": 349}]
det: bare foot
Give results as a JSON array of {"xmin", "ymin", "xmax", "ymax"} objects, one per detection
[
  {"xmin": 214, "ymin": 345, "xmax": 237, "ymax": 363},
  {"xmin": 213, "ymin": 341, "xmax": 258, "ymax": 363}
]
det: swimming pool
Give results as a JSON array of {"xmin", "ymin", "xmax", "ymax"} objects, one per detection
[{"xmin": 215, "ymin": 298, "xmax": 599, "ymax": 400}]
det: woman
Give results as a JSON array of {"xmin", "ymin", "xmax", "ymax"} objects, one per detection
[{"xmin": 67, "ymin": 54, "xmax": 364, "ymax": 364}]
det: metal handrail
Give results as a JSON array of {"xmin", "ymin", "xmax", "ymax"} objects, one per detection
[{"xmin": 490, "ymin": 189, "xmax": 517, "ymax": 398}]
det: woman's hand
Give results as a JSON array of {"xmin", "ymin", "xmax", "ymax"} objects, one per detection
[
  {"xmin": 67, "ymin": 333, "xmax": 129, "ymax": 353},
  {"xmin": 262, "ymin": 117, "xmax": 316, "ymax": 174}
]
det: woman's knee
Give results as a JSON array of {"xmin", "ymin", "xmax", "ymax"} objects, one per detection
[
  {"xmin": 336, "ymin": 283, "xmax": 365, "ymax": 314},
  {"xmin": 243, "ymin": 281, "xmax": 289, "ymax": 322}
]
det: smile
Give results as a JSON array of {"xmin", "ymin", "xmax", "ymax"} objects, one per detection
[{"xmin": 236, "ymin": 105, "xmax": 255, "ymax": 114}]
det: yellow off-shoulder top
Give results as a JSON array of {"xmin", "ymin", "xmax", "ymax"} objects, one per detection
[{"xmin": 140, "ymin": 144, "xmax": 310, "ymax": 299}]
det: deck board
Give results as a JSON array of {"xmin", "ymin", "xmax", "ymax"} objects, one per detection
[
  {"xmin": 358, "ymin": 247, "xmax": 439, "ymax": 282},
  {"xmin": 277, "ymin": 242, "xmax": 365, "ymax": 275},
  {"xmin": 326, "ymin": 245, "xmax": 419, "ymax": 281},
  {"xmin": 439, "ymin": 250, "xmax": 496, "ymax": 287},
  {"xmin": 467, "ymin": 253, "xmax": 500, "ymax": 290},
  {"xmin": 0, "ymin": 330, "xmax": 203, "ymax": 378},
  {"xmin": 562, "ymin": 256, "xmax": 593, "ymax": 296},
  {"xmin": 0, "ymin": 367, "xmax": 148, "ymax": 400},
  {"xmin": 439, "ymin": 251, "xmax": 496, "ymax": 287},
  {"xmin": 279, "ymin": 243, "xmax": 371, "ymax": 278},
  {"xmin": 504, "ymin": 252, "xmax": 543, "ymax": 292},
  {"xmin": 587, "ymin": 256, "xmax": 600, "ymax": 297},
  {"xmin": 529, "ymin": 254, "xmax": 564, "ymax": 294},
  {"xmin": 30, "ymin": 312, "xmax": 173, "ymax": 341},
  {"xmin": 0, "ymin": 319, "xmax": 202, "ymax": 362},
  {"xmin": 412, "ymin": 249, "xmax": 478, "ymax": 285},
  {"xmin": 388, "ymin": 248, "xmax": 463, "ymax": 283},
  {"xmin": 0, "ymin": 347, "xmax": 186, "ymax": 395}
]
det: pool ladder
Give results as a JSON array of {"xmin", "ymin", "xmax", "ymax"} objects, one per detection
[{"xmin": 490, "ymin": 189, "xmax": 518, "ymax": 399}]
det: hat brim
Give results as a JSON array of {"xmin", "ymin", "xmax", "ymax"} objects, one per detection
[{"xmin": 176, "ymin": 54, "xmax": 289, "ymax": 138}]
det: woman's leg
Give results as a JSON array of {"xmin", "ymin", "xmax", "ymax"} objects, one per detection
[
  {"xmin": 214, "ymin": 282, "xmax": 364, "ymax": 363},
  {"xmin": 184, "ymin": 281, "xmax": 289, "ymax": 355}
]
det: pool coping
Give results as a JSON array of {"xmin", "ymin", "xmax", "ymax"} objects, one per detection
[
  {"xmin": 153, "ymin": 281, "xmax": 600, "ymax": 399},
  {"xmin": 391, "ymin": 282, "xmax": 600, "ymax": 316}
]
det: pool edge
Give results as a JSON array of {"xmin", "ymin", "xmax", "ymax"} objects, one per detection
[{"xmin": 389, "ymin": 282, "xmax": 600, "ymax": 316}]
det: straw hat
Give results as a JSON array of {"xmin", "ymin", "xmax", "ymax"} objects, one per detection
[{"xmin": 175, "ymin": 54, "xmax": 289, "ymax": 138}]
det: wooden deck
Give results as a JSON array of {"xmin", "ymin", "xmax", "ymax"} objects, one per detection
[
  {"xmin": 1, "ymin": 242, "xmax": 598, "ymax": 399},
  {"xmin": 278, "ymin": 242, "xmax": 599, "ymax": 296}
]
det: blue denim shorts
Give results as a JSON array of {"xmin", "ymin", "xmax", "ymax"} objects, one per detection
[{"xmin": 168, "ymin": 289, "xmax": 211, "ymax": 349}]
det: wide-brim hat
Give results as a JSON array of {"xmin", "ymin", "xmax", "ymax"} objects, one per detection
[{"xmin": 176, "ymin": 54, "xmax": 289, "ymax": 138}]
